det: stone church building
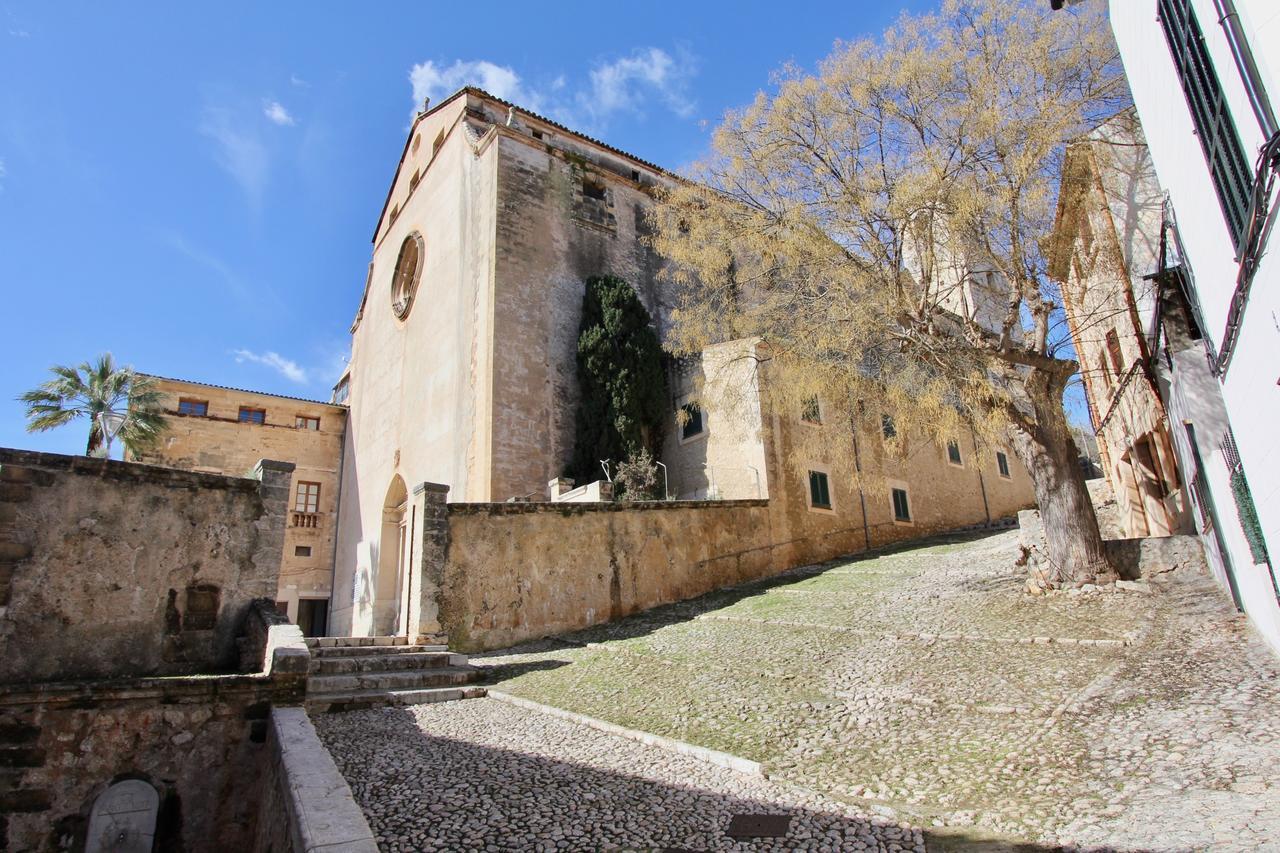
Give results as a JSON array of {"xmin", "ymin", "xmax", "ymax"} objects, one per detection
[{"xmin": 136, "ymin": 88, "xmax": 1035, "ymax": 641}]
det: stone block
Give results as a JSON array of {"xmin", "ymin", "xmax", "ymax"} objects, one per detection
[{"xmin": 0, "ymin": 788, "xmax": 51, "ymax": 813}]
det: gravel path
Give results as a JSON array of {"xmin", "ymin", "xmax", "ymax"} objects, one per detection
[
  {"xmin": 314, "ymin": 697, "xmax": 922, "ymax": 852},
  {"xmin": 473, "ymin": 528, "xmax": 1280, "ymax": 851}
]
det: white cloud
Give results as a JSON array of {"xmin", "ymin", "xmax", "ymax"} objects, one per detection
[
  {"xmin": 262, "ymin": 99, "xmax": 295, "ymax": 126},
  {"xmin": 199, "ymin": 107, "xmax": 268, "ymax": 208},
  {"xmin": 233, "ymin": 349, "xmax": 308, "ymax": 384},
  {"xmin": 408, "ymin": 59, "xmax": 540, "ymax": 111},
  {"xmin": 585, "ymin": 47, "xmax": 695, "ymax": 119},
  {"xmin": 290, "ymin": 74, "xmax": 310, "ymax": 88}
]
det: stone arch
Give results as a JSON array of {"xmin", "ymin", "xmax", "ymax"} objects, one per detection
[{"xmin": 375, "ymin": 475, "xmax": 409, "ymax": 635}]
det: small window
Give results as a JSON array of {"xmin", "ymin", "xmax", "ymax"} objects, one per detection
[
  {"xmin": 996, "ymin": 451, "xmax": 1011, "ymax": 479},
  {"xmin": 409, "ymin": 169, "xmax": 421, "ymax": 190},
  {"xmin": 881, "ymin": 414, "xmax": 897, "ymax": 439},
  {"xmin": 432, "ymin": 130, "xmax": 445, "ymax": 157},
  {"xmin": 679, "ymin": 403, "xmax": 704, "ymax": 442},
  {"xmin": 294, "ymin": 545, "xmax": 313, "ymax": 558},
  {"xmin": 389, "ymin": 203, "xmax": 400, "ymax": 224},
  {"xmin": 184, "ymin": 584, "xmax": 220, "ymax": 630},
  {"xmin": 582, "ymin": 174, "xmax": 606, "ymax": 201},
  {"xmin": 294, "ymin": 481, "xmax": 320, "ymax": 514},
  {"xmin": 275, "ymin": 600, "xmax": 289, "ymax": 618},
  {"xmin": 332, "ymin": 376, "xmax": 350, "ymax": 405},
  {"xmin": 178, "ymin": 399, "xmax": 208, "ymax": 417},
  {"xmin": 412, "ymin": 134, "xmax": 422, "ymax": 153},
  {"xmin": 1106, "ymin": 330, "xmax": 1124, "ymax": 376},
  {"xmin": 295, "ymin": 415, "xmax": 320, "ymax": 431},
  {"xmin": 238, "ymin": 407, "xmax": 266, "ymax": 425},
  {"xmin": 630, "ymin": 169, "xmax": 640, "ymax": 182},
  {"xmin": 531, "ymin": 129, "xmax": 544, "ymax": 141},
  {"xmin": 801, "ymin": 397, "xmax": 822, "ymax": 425},
  {"xmin": 808, "ymin": 471, "xmax": 832, "ymax": 510},
  {"xmin": 892, "ymin": 487, "xmax": 911, "ymax": 522},
  {"xmin": 946, "ymin": 440, "xmax": 963, "ymax": 466}
]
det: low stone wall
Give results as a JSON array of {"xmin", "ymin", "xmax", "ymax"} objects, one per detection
[
  {"xmin": 0, "ymin": 449, "xmax": 293, "ymax": 683},
  {"xmin": 254, "ymin": 708, "xmax": 377, "ymax": 853},
  {"xmin": 436, "ymin": 499, "xmax": 777, "ymax": 651},
  {"xmin": 0, "ymin": 673, "xmax": 302, "ymax": 852},
  {"xmin": 1017, "ymin": 507, "xmax": 1207, "ymax": 584}
]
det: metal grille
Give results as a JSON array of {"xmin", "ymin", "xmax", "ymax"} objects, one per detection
[
  {"xmin": 1221, "ymin": 428, "xmax": 1242, "ymax": 471},
  {"xmin": 1157, "ymin": 0, "xmax": 1254, "ymax": 249}
]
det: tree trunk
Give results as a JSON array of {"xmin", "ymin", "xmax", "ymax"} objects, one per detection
[{"xmin": 1007, "ymin": 367, "xmax": 1115, "ymax": 589}]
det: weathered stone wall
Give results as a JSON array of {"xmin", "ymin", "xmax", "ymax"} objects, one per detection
[
  {"xmin": 427, "ymin": 491, "xmax": 1028, "ymax": 653},
  {"xmin": 0, "ymin": 673, "xmax": 301, "ymax": 852},
  {"xmin": 488, "ymin": 125, "xmax": 670, "ymax": 502},
  {"xmin": 0, "ymin": 449, "xmax": 291, "ymax": 683},
  {"xmin": 131, "ymin": 377, "xmax": 346, "ymax": 621},
  {"xmin": 254, "ymin": 708, "xmax": 376, "ymax": 853},
  {"xmin": 437, "ymin": 499, "xmax": 776, "ymax": 651}
]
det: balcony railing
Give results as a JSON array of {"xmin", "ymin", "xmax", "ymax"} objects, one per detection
[{"xmin": 291, "ymin": 512, "xmax": 322, "ymax": 529}]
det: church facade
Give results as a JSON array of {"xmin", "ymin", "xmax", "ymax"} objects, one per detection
[{"xmin": 140, "ymin": 88, "xmax": 1035, "ymax": 641}]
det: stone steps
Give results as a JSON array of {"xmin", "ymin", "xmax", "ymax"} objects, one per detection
[
  {"xmin": 304, "ymin": 636, "xmax": 483, "ymax": 712},
  {"xmin": 309, "ymin": 665, "xmax": 479, "ymax": 694},
  {"xmin": 307, "ymin": 685, "xmax": 487, "ymax": 713},
  {"xmin": 308, "ymin": 643, "xmax": 448, "ymax": 658},
  {"xmin": 311, "ymin": 651, "xmax": 464, "ymax": 675}
]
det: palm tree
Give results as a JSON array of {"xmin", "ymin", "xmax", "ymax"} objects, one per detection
[{"xmin": 19, "ymin": 354, "xmax": 167, "ymax": 458}]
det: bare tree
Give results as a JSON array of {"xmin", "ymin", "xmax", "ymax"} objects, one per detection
[{"xmin": 650, "ymin": 0, "xmax": 1129, "ymax": 586}]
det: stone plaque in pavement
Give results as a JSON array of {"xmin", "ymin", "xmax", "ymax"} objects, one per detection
[{"xmin": 85, "ymin": 779, "xmax": 159, "ymax": 853}]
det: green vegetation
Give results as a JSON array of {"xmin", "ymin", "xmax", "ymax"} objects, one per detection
[
  {"xmin": 569, "ymin": 275, "xmax": 668, "ymax": 490},
  {"xmin": 19, "ymin": 353, "xmax": 166, "ymax": 458}
]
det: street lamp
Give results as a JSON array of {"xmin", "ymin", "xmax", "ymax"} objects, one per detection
[{"xmin": 97, "ymin": 410, "xmax": 127, "ymax": 459}]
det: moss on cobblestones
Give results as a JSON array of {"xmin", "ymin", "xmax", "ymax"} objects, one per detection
[{"xmin": 477, "ymin": 529, "xmax": 1280, "ymax": 850}]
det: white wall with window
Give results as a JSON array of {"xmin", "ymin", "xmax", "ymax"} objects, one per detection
[{"xmin": 1109, "ymin": 0, "xmax": 1280, "ymax": 652}]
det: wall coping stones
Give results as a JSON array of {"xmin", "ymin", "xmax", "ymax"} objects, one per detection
[
  {"xmin": 0, "ymin": 447, "xmax": 262, "ymax": 493},
  {"xmin": 0, "ymin": 672, "xmax": 296, "ymax": 712},
  {"xmin": 267, "ymin": 707, "xmax": 377, "ymax": 853},
  {"xmin": 447, "ymin": 498, "xmax": 769, "ymax": 516}
]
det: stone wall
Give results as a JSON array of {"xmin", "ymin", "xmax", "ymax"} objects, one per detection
[
  {"xmin": 1017, "ymin": 506, "xmax": 1207, "ymax": 586},
  {"xmin": 0, "ymin": 449, "xmax": 292, "ymax": 683},
  {"xmin": 435, "ymin": 499, "xmax": 775, "ymax": 651},
  {"xmin": 254, "ymin": 708, "xmax": 377, "ymax": 853},
  {"xmin": 0, "ymin": 672, "xmax": 301, "ymax": 852},
  {"xmin": 419, "ymin": 487, "xmax": 1025, "ymax": 653},
  {"xmin": 130, "ymin": 377, "xmax": 346, "ymax": 624}
]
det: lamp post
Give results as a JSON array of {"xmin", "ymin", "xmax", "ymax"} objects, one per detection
[{"xmin": 97, "ymin": 410, "xmax": 127, "ymax": 459}]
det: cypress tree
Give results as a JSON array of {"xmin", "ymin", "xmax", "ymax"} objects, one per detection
[{"xmin": 570, "ymin": 275, "xmax": 668, "ymax": 484}]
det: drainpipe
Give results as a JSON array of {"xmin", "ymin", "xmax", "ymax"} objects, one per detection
[
  {"xmin": 972, "ymin": 431, "xmax": 991, "ymax": 526},
  {"xmin": 326, "ymin": 416, "xmax": 348, "ymax": 638},
  {"xmin": 1213, "ymin": 0, "xmax": 1279, "ymax": 141},
  {"xmin": 851, "ymin": 423, "xmax": 871, "ymax": 551}
]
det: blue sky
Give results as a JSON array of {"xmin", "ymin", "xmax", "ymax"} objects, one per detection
[{"xmin": 0, "ymin": 0, "xmax": 1085, "ymax": 456}]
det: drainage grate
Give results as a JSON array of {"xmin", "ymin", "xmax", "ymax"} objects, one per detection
[{"xmin": 725, "ymin": 813, "xmax": 792, "ymax": 839}]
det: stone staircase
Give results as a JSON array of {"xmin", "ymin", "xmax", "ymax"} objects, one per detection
[{"xmin": 304, "ymin": 636, "xmax": 485, "ymax": 713}]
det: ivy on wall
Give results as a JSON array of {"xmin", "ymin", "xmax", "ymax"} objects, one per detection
[
  {"xmin": 569, "ymin": 275, "xmax": 668, "ymax": 487},
  {"xmin": 1230, "ymin": 468, "xmax": 1271, "ymax": 566}
]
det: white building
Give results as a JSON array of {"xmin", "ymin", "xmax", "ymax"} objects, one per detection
[{"xmin": 1101, "ymin": 0, "xmax": 1280, "ymax": 650}]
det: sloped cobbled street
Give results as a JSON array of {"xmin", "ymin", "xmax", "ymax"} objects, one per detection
[{"xmin": 317, "ymin": 528, "xmax": 1280, "ymax": 851}]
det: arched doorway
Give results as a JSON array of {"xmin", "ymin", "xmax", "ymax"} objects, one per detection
[{"xmin": 375, "ymin": 476, "xmax": 409, "ymax": 635}]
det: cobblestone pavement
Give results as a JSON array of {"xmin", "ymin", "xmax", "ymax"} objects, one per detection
[
  {"xmin": 471, "ymin": 529, "xmax": 1280, "ymax": 851},
  {"xmin": 314, "ymin": 697, "xmax": 924, "ymax": 852}
]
